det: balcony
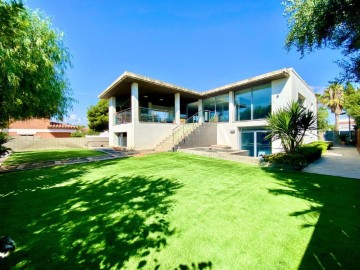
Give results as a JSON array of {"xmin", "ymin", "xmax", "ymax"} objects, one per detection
[
  {"xmin": 140, "ymin": 107, "xmax": 174, "ymax": 123},
  {"xmin": 114, "ymin": 107, "xmax": 174, "ymax": 124},
  {"xmin": 114, "ymin": 108, "xmax": 132, "ymax": 124}
]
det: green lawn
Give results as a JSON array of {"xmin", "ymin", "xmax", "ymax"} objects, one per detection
[
  {"xmin": 3, "ymin": 148, "xmax": 106, "ymax": 166},
  {"xmin": 0, "ymin": 152, "xmax": 359, "ymax": 269}
]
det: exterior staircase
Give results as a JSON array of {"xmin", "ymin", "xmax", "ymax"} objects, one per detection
[{"xmin": 154, "ymin": 122, "xmax": 202, "ymax": 152}]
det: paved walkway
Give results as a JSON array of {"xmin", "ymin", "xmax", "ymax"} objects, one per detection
[{"xmin": 303, "ymin": 146, "xmax": 360, "ymax": 179}]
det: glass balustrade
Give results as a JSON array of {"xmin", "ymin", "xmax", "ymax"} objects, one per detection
[
  {"xmin": 140, "ymin": 107, "xmax": 174, "ymax": 123},
  {"xmin": 114, "ymin": 108, "xmax": 132, "ymax": 124}
]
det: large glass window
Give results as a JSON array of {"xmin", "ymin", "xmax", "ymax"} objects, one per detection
[
  {"xmin": 253, "ymin": 84, "xmax": 272, "ymax": 119},
  {"xmin": 235, "ymin": 84, "xmax": 271, "ymax": 121},
  {"xmin": 235, "ymin": 89, "xmax": 252, "ymax": 120},
  {"xmin": 215, "ymin": 94, "xmax": 229, "ymax": 122},
  {"xmin": 203, "ymin": 94, "xmax": 229, "ymax": 122}
]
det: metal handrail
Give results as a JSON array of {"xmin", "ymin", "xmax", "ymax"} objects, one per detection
[
  {"xmin": 115, "ymin": 107, "xmax": 132, "ymax": 114},
  {"xmin": 172, "ymin": 110, "xmax": 214, "ymax": 151},
  {"xmin": 139, "ymin": 107, "xmax": 172, "ymax": 113},
  {"xmin": 114, "ymin": 108, "xmax": 132, "ymax": 124}
]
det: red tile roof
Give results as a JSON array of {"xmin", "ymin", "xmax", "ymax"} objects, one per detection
[{"xmin": 48, "ymin": 122, "xmax": 77, "ymax": 129}]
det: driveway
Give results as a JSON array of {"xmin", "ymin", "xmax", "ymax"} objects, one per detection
[{"xmin": 303, "ymin": 146, "xmax": 360, "ymax": 179}]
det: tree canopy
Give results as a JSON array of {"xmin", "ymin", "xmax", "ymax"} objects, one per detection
[
  {"xmin": 284, "ymin": 0, "xmax": 360, "ymax": 82},
  {"xmin": 343, "ymin": 83, "xmax": 360, "ymax": 126},
  {"xmin": 317, "ymin": 106, "xmax": 329, "ymax": 132},
  {"xmin": 0, "ymin": 0, "xmax": 73, "ymax": 128},
  {"xmin": 87, "ymin": 99, "xmax": 108, "ymax": 132}
]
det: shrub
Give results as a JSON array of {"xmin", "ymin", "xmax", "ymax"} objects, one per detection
[
  {"xmin": 87, "ymin": 129, "xmax": 100, "ymax": 136},
  {"xmin": 263, "ymin": 153, "xmax": 307, "ymax": 170},
  {"xmin": 263, "ymin": 141, "xmax": 329, "ymax": 170},
  {"xmin": 307, "ymin": 141, "xmax": 329, "ymax": 152},
  {"xmin": 70, "ymin": 129, "xmax": 85, "ymax": 137},
  {"xmin": 0, "ymin": 132, "xmax": 12, "ymax": 155},
  {"xmin": 324, "ymin": 141, "xmax": 333, "ymax": 149},
  {"xmin": 297, "ymin": 141, "xmax": 328, "ymax": 163}
]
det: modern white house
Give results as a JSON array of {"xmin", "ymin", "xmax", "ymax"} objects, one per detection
[{"xmin": 98, "ymin": 68, "xmax": 317, "ymax": 157}]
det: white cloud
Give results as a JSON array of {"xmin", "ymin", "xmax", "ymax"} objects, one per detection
[{"xmin": 63, "ymin": 114, "xmax": 83, "ymax": 125}]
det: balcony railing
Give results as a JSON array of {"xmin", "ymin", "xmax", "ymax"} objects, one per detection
[
  {"xmin": 140, "ymin": 107, "xmax": 174, "ymax": 123},
  {"xmin": 114, "ymin": 108, "xmax": 132, "ymax": 124},
  {"xmin": 114, "ymin": 107, "xmax": 174, "ymax": 124}
]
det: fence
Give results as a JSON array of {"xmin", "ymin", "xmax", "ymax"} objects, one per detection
[{"xmin": 5, "ymin": 136, "xmax": 109, "ymax": 151}]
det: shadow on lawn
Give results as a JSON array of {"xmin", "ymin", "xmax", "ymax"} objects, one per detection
[
  {"xmin": 263, "ymin": 168, "xmax": 360, "ymax": 269},
  {"xmin": 0, "ymin": 161, "xmax": 182, "ymax": 269}
]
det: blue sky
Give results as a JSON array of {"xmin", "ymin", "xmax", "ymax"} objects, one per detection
[{"xmin": 26, "ymin": 0, "xmax": 343, "ymax": 125}]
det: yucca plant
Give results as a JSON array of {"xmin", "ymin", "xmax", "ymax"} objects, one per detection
[{"xmin": 266, "ymin": 101, "xmax": 317, "ymax": 154}]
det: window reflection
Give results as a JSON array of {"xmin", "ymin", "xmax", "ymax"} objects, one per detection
[
  {"xmin": 235, "ymin": 84, "xmax": 271, "ymax": 120},
  {"xmin": 203, "ymin": 94, "xmax": 229, "ymax": 122}
]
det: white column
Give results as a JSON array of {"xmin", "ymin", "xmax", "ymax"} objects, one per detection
[
  {"xmin": 198, "ymin": 99, "xmax": 204, "ymax": 123},
  {"xmin": 229, "ymin": 91, "xmax": 235, "ymax": 123},
  {"xmin": 175, "ymin": 93, "xmax": 180, "ymax": 124},
  {"xmin": 108, "ymin": 97, "xmax": 116, "ymax": 146},
  {"xmin": 131, "ymin": 82, "xmax": 139, "ymax": 123}
]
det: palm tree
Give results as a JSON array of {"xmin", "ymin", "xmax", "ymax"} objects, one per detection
[{"xmin": 316, "ymin": 83, "xmax": 344, "ymax": 143}]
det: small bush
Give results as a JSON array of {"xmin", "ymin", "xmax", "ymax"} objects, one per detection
[
  {"xmin": 0, "ymin": 132, "xmax": 12, "ymax": 155},
  {"xmin": 324, "ymin": 141, "xmax": 333, "ymax": 149},
  {"xmin": 87, "ymin": 129, "xmax": 100, "ymax": 136},
  {"xmin": 263, "ymin": 153, "xmax": 307, "ymax": 170},
  {"xmin": 70, "ymin": 129, "xmax": 85, "ymax": 137},
  {"xmin": 297, "ymin": 141, "xmax": 327, "ymax": 163},
  {"xmin": 306, "ymin": 141, "xmax": 329, "ymax": 152}
]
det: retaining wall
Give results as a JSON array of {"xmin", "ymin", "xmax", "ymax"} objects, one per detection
[{"xmin": 5, "ymin": 137, "xmax": 109, "ymax": 151}]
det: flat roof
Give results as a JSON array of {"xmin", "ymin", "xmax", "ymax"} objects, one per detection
[
  {"xmin": 98, "ymin": 68, "xmax": 295, "ymax": 99},
  {"xmin": 98, "ymin": 71, "xmax": 201, "ymax": 99}
]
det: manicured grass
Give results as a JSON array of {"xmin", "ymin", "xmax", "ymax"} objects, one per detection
[
  {"xmin": 3, "ymin": 148, "xmax": 106, "ymax": 166},
  {"xmin": 0, "ymin": 153, "xmax": 359, "ymax": 269}
]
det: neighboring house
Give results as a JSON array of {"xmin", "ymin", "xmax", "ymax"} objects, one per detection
[
  {"xmin": 98, "ymin": 68, "xmax": 317, "ymax": 157},
  {"xmin": 5, "ymin": 118, "xmax": 77, "ymax": 138},
  {"xmin": 339, "ymin": 117, "xmax": 356, "ymax": 132}
]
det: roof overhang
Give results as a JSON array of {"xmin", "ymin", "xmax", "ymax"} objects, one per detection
[
  {"xmin": 98, "ymin": 68, "xmax": 292, "ymax": 100},
  {"xmin": 98, "ymin": 71, "xmax": 201, "ymax": 100},
  {"xmin": 202, "ymin": 69, "xmax": 291, "ymax": 97}
]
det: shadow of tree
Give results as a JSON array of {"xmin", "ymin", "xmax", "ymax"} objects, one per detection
[
  {"xmin": 263, "ymin": 167, "xmax": 360, "ymax": 269},
  {"xmin": 174, "ymin": 261, "xmax": 213, "ymax": 270},
  {"xmin": 0, "ymin": 163, "xmax": 182, "ymax": 269}
]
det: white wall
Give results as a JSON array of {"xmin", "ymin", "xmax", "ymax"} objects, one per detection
[
  {"xmin": 271, "ymin": 77, "xmax": 292, "ymax": 112},
  {"xmin": 133, "ymin": 123, "xmax": 177, "ymax": 150},
  {"xmin": 112, "ymin": 123, "xmax": 134, "ymax": 148},
  {"xmin": 290, "ymin": 70, "xmax": 318, "ymax": 143}
]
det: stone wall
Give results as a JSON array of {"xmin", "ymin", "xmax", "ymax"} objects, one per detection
[{"xmin": 5, "ymin": 137, "xmax": 109, "ymax": 151}]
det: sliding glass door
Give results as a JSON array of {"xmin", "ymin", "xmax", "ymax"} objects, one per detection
[{"xmin": 240, "ymin": 128, "xmax": 271, "ymax": 157}]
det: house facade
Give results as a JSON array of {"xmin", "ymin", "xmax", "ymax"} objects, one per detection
[
  {"xmin": 98, "ymin": 68, "xmax": 317, "ymax": 157},
  {"xmin": 5, "ymin": 118, "xmax": 77, "ymax": 138}
]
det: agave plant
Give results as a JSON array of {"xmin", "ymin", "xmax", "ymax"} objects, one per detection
[{"xmin": 266, "ymin": 101, "xmax": 317, "ymax": 154}]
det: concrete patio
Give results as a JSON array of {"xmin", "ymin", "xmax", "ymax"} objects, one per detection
[{"xmin": 303, "ymin": 146, "xmax": 360, "ymax": 179}]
